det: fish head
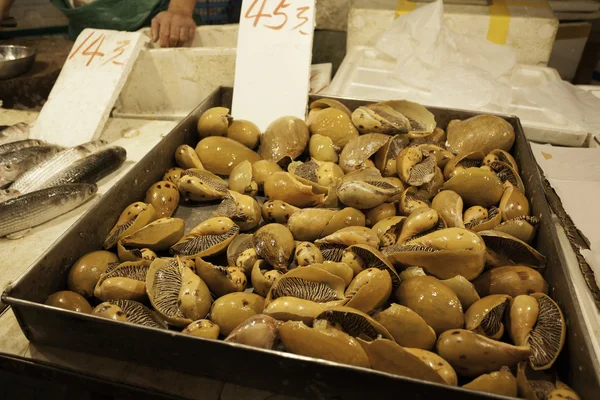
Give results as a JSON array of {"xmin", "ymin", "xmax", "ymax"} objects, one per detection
[{"xmin": 0, "ymin": 162, "xmax": 23, "ymax": 187}]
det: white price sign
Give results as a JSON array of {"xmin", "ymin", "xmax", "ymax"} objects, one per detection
[
  {"xmin": 30, "ymin": 29, "xmax": 147, "ymax": 147},
  {"xmin": 232, "ymin": 0, "xmax": 317, "ymax": 132}
]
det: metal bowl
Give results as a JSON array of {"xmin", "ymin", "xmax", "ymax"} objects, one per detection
[{"xmin": 0, "ymin": 45, "xmax": 36, "ymax": 80}]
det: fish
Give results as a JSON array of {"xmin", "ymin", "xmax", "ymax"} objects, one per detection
[
  {"xmin": 0, "ymin": 123, "xmax": 29, "ymax": 145},
  {"xmin": 0, "ymin": 139, "xmax": 48, "ymax": 155},
  {"xmin": 0, "ymin": 146, "xmax": 63, "ymax": 187},
  {"xmin": 40, "ymin": 146, "xmax": 127, "ymax": 188},
  {"xmin": 0, "ymin": 183, "xmax": 98, "ymax": 238},
  {"xmin": 10, "ymin": 140, "xmax": 107, "ymax": 194},
  {"xmin": 0, "ymin": 189, "xmax": 20, "ymax": 203}
]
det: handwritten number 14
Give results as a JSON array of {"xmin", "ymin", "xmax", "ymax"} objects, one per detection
[
  {"xmin": 68, "ymin": 31, "xmax": 130, "ymax": 66},
  {"xmin": 245, "ymin": 0, "xmax": 310, "ymax": 35}
]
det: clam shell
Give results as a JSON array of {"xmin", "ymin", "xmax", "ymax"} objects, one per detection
[
  {"xmin": 120, "ymin": 218, "xmax": 185, "ymax": 251},
  {"xmin": 170, "ymin": 217, "xmax": 239, "ymax": 258},
  {"xmin": 463, "ymin": 367, "xmax": 518, "ymax": 397},
  {"xmin": 177, "ymin": 168, "xmax": 228, "ymax": 202},
  {"xmin": 465, "ymin": 294, "xmax": 511, "ymax": 340},
  {"xmin": 527, "ymin": 293, "xmax": 566, "ymax": 371},
  {"xmin": 259, "ymin": 116, "xmax": 309, "ymax": 166},
  {"xmin": 210, "ymin": 292, "xmax": 265, "ymax": 336},
  {"xmin": 417, "ymin": 144, "xmax": 454, "ymax": 169},
  {"xmin": 494, "ymin": 216, "xmax": 539, "ymax": 243},
  {"xmin": 307, "ymin": 262, "xmax": 354, "ymax": 287},
  {"xmin": 182, "ymin": 319, "xmax": 220, "ymax": 339},
  {"xmin": 465, "ymin": 206, "xmax": 502, "ymax": 232},
  {"xmin": 264, "ymin": 172, "xmax": 325, "ymax": 208},
  {"xmin": 344, "ymin": 268, "xmax": 392, "ymax": 315},
  {"xmin": 287, "ymin": 208, "xmax": 337, "ymax": 241},
  {"xmin": 251, "ymin": 260, "xmax": 283, "ymax": 297},
  {"xmin": 92, "ymin": 299, "xmax": 167, "ymax": 329},
  {"xmin": 196, "ymin": 107, "xmax": 231, "ymax": 138},
  {"xmin": 404, "ymin": 348, "xmax": 458, "ymax": 386},
  {"xmin": 396, "ymin": 148, "xmax": 436, "ymax": 186},
  {"xmin": 216, "ymin": 191, "xmax": 262, "ymax": 231},
  {"xmin": 228, "ymin": 160, "xmax": 257, "ymax": 197},
  {"xmin": 309, "ymin": 98, "xmax": 352, "ymax": 116},
  {"xmin": 343, "ymin": 244, "xmax": 400, "ymax": 287},
  {"xmin": 308, "ymin": 108, "xmax": 359, "ymax": 148},
  {"xmin": 483, "ymin": 149, "xmax": 518, "ymax": 174},
  {"xmin": 321, "ymin": 207, "xmax": 366, "ymax": 236},
  {"xmin": 375, "ymin": 304, "xmax": 437, "ymax": 350},
  {"xmin": 315, "ymin": 306, "xmax": 394, "ymax": 341},
  {"xmin": 295, "ymin": 241, "xmax": 323, "ymax": 267},
  {"xmin": 162, "ymin": 167, "xmax": 185, "ymax": 185},
  {"xmin": 443, "ymin": 151, "xmax": 484, "ymax": 180},
  {"xmin": 398, "ymin": 186, "xmax": 431, "ymax": 216},
  {"xmin": 195, "ymin": 136, "xmax": 261, "ymax": 176},
  {"xmin": 94, "ymin": 260, "xmax": 151, "ymax": 302},
  {"xmin": 308, "ymin": 134, "xmax": 340, "ymax": 163},
  {"xmin": 253, "ymin": 223, "xmax": 294, "ymax": 272},
  {"xmin": 441, "ymin": 275, "xmax": 480, "ymax": 310},
  {"xmin": 144, "ymin": 181, "xmax": 180, "ymax": 218},
  {"xmin": 337, "ymin": 167, "xmax": 401, "ymax": 210},
  {"xmin": 499, "ymin": 183, "xmax": 530, "ymax": 221},
  {"xmin": 397, "ymin": 207, "xmax": 440, "ymax": 243},
  {"xmin": 68, "ymin": 250, "xmax": 118, "ymax": 298},
  {"xmin": 224, "ymin": 314, "xmax": 281, "ymax": 349},
  {"xmin": 507, "ymin": 294, "xmax": 539, "ymax": 347},
  {"xmin": 442, "ymin": 167, "xmax": 504, "ymax": 208},
  {"xmin": 339, "ymin": 133, "xmax": 390, "ymax": 173},
  {"xmin": 315, "ymin": 226, "xmax": 379, "ymax": 249},
  {"xmin": 45, "ymin": 290, "xmax": 92, "ymax": 314},
  {"xmin": 175, "ymin": 144, "xmax": 204, "ymax": 170},
  {"xmin": 447, "ymin": 115, "xmax": 515, "ymax": 156},
  {"xmin": 380, "ymin": 100, "xmax": 436, "ymax": 137},
  {"xmin": 365, "ymin": 203, "xmax": 397, "ymax": 227},
  {"xmin": 103, "ymin": 202, "xmax": 157, "ymax": 250},
  {"xmin": 195, "ymin": 258, "xmax": 247, "ymax": 297},
  {"xmin": 489, "ymin": 160, "xmax": 525, "ymax": 193},
  {"xmin": 252, "ymin": 160, "xmax": 283, "ymax": 190},
  {"xmin": 372, "ymin": 216, "xmax": 406, "ymax": 247},
  {"xmin": 479, "ymin": 230, "xmax": 546, "ymax": 269},
  {"xmin": 226, "ymin": 119, "xmax": 261, "ymax": 149},
  {"xmin": 473, "ymin": 265, "xmax": 548, "ymax": 297},
  {"xmin": 263, "ymin": 297, "xmax": 330, "ymax": 324},
  {"xmin": 431, "ymin": 190, "xmax": 464, "ymax": 228},
  {"xmin": 374, "ymin": 134, "xmax": 410, "ymax": 176},
  {"xmin": 261, "ymin": 199, "xmax": 300, "ymax": 224},
  {"xmin": 416, "ymin": 165, "xmax": 444, "ymax": 200}
]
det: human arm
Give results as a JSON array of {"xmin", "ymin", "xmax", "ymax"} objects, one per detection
[
  {"xmin": 0, "ymin": 0, "xmax": 16, "ymax": 26},
  {"xmin": 151, "ymin": 0, "xmax": 197, "ymax": 48}
]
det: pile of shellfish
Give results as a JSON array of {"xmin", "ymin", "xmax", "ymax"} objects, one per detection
[{"xmin": 45, "ymin": 100, "xmax": 577, "ymax": 399}]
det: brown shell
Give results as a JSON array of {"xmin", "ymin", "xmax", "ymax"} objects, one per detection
[{"xmin": 259, "ymin": 116, "xmax": 309, "ymax": 166}]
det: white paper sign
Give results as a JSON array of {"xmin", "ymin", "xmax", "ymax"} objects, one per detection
[
  {"xmin": 232, "ymin": 0, "xmax": 316, "ymax": 131},
  {"xmin": 30, "ymin": 29, "xmax": 148, "ymax": 147}
]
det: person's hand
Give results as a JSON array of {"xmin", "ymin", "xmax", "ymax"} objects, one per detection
[
  {"xmin": 0, "ymin": 0, "xmax": 15, "ymax": 28},
  {"xmin": 151, "ymin": 9, "xmax": 196, "ymax": 48}
]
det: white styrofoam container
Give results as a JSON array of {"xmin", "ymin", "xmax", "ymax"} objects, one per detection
[
  {"xmin": 578, "ymin": 85, "xmax": 600, "ymax": 148},
  {"xmin": 326, "ymin": 46, "xmax": 589, "ymax": 147}
]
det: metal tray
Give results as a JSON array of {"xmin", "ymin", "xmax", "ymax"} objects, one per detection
[{"xmin": 3, "ymin": 87, "xmax": 599, "ymax": 399}]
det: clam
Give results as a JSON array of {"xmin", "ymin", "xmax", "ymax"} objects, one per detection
[
  {"xmin": 431, "ymin": 190, "xmax": 464, "ymax": 228},
  {"xmin": 380, "ymin": 100, "xmax": 436, "ymax": 137},
  {"xmin": 337, "ymin": 167, "xmax": 401, "ymax": 210},
  {"xmin": 316, "ymin": 226, "xmax": 379, "ymax": 251},
  {"xmin": 162, "ymin": 167, "xmax": 185, "ymax": 185},
  {"xmin": 410, "ymin": 127, "xmax": 446, "ymax": 147},
  {"xmin": 489, "ymin": 160, "xmax": 525, "ymax": 193},
  {"xmin": 144, "ymin": 181, "xmax": 180, "ymax": 218},
  {"xmin": 224, "ymin": 314, "xmax": 282, "ymax": 349},
  {"xmin": 175, "ymin": 144, "xmax": 204, "ymax": 170},
  {"xmin": 479, "ymin": 230, "xmax": 546, "ymax": 269},
  {"xmin": 357, "ymin": 338, "xmax": 446, "ymax": 384},
  {"xmin": 374, "ymin": 134, "xmax": 409, "ymax": 176},
  {"xmin": 261, "ymin": 199, "xmax": 300, "ymax": 224},
  {"xmin": 286, "ymin": 161, "xmax": 330, "ymax": 197},
  {"xmin": 259, "ymin": 116, "xmax": 309, "ymax": 166},
  {"xmin": 177, "ymin": 169, "xmax": 228, "ymax": 202},
  {"xmin": 383, "ymin": 228, "xmax": 486, "ymax": 281},
  {"xmin": 226, "ymin": 119, "xmax": 261, "ymax": 149},
  {"xmin": 226, "ymin": 234, "xmax": 256, "ymax": 273},
  {"xmin": 494, "ymin": 216, "xmax": 539, "ymax": 243},
  {"xmin": 464, "ymin": 206, "xmax": 501, "ymax": 232},
  {"xmin": 251, "ymin": 260, "xmax": 283, "ymax": 297},
  {"xmin": 182, "ymin": 319, "xmax": 220, "ymax": 339},
  {"xmin": 308, "ymin": 107, "xmax": 359, "ymax": 148},
  {"xmin": 216, "ymin": 191, "xmax": 262, "ymax": 231},
  {"xmin": 285, "ymin": 208, "xmax": 340, "ymax": 242},
  {"xmin": 119, "ymin": 218, "xmax": 185, "ymax": 252},
  {"xmin": 365, "ymin": 203, "xmax": 397, "ymax": 227},
  {"xmin": 397, "ymin": 186, "xmax": 430, "ymax": 216},
  {"xmin": 195, "ymin": 136, "xmax": 261, "ymax": 176},
  {"xmin": 344, "ymin": 268, "xmax": 392, "ymax": 314},
  {"xmin": 308, "ymin": 134, "xmax": 340, "ymax": 163},
  {"xmin": 417, "ymin": 144, "xmax": 454, "ymax": 169},
  {"xmin": 443, "ymin": 151, "xmax": 483, "ymax": 180},
  {"xmin": 308, "ymin": 262, "xmax": 354, "ymax": 287},
  {"xmin": 416, "ymin": 165, "xmax": 444, "ymax": 201},
  {"xmin": 473, "ymin": 265, "xmax": 548, "ymax": 297},
  {"xmin": 93, "ymin": 260, "xmax": 151, "ymax": 302},
  {"xmin": 437, "ymin": 329, "xmax": 530, "ymax": 377},
  {"xmin": 315, "ymin": 306, "xmax": 393, "ymax": 341},
  {"xmin": 170, "ymin": 217, "xmax": 239, "ymax": 258},
  {"xmin": 384, "ymin": 176, "xmax": 406, "ymax": 200},
  {"xmin": 279, "ymin": 320, "xmax": 370, "ymax": 368},
  {"xmin": 117, "ymin": 245, "xmax": 158, "ymax": 263},
  {"xmin": 526, "ymin": 293, "xmax": 566, "ymax": 371},
  {"xmin": 263, "ymin": 172, "xmax": 325, "ymax": 208},
  {"xmin": 343, "ymin": 243, "xmax": 400, "ymax": 282},
  {"xmin": 404, "ymin": 348, "xmax": 458, "ymax": 386},
  {"xmin": 351, "ymin": 104, "xmax": 410, "ymax": 135},
  {"xmin": 483, "ymin": 149, "xmax": 518, "ymax": 173},
  {"xmin": 210, "ymin": 292, "xmax": 265, "ymax": 336},
  {"xmin": 103, "ymin": 202, "xmax": 157, "ymax": 249},
  {"xmin": 397, "ymin": 207, "xmax": 442, "ymax": 243},
  {"xmin": 499, "ymin": 182, "xmax": 530, "ymax": 221},
  {"xmin": 465, "ymin": 294, "xmax": 511, "ymax": 340},
  {"xmin": 251, "ymin": 159, "xmax": 283, "ymax": 190},
  {"xmin": 196, "ymin": 106, "xmax": 231, "ymax": 138},
  {"xmin": 294, "ymin": 159, "xmax": 344, "ymax": 188},
  {"xmin": 395, "ymin": 275, "xmax": 464, "ymax": 335},
  {"xmin": 145, "ymin": 258, "xmax": 211, "ymax": 327},
  {"xmin": 321, "ymin": 207, "xmax": 367, "ymax": 236},
  {"xmin": 68, "ymin": 250, "xmax": 118, "ymax": 298},
  {"xmin": 45, "ymin": 290, "xmax": 92, "ymax": 314},
  {"xmin": 265, "ymin": 266, "xmax": 346, "ymax": 307},
  {"xmin": 339, "ymin": 133, "xmax": 390, "ymax": 173},
  {"xmin": 396, "ymin": 148, "xmax": 436, "ymax": 186},
  {"xmin": 195, "ymin": 258, "xmax": 247, "ymax": 297},
  {"xmin": 508, "ymin": 294, "xmax": 539, "ymax": 347},
  {"xmin": 253, "ymin": 223, "xmax": 294, "ymax": 272},
  {"xmin": 374, "ymin": 304, "xmax": 436, "ymax": 350},
  {"xmin": 92, "ymin": 299, "xmax": 167, "ymax": 329},
  {"xmin": 398, "ymin": 266, "xmax": 427, "ymax": 281},
  {"xmin": 547, "ymin": 382, "xmax": 580, "ymax": 400},
  {"xmin": 263, "ymin": 296, "xmax": 330, "ymax": 324},
  {"xmin": 446, "ymin": 115, "xmax": 515, "ymax": 155},
  {"xmin": 309, "ymin": 98, "xmax": 352, "ymax": 117},
  {"xmin": 228, "ymin": 160, "xmax": 258, "ymax": 197},
  {"xmin": 516, "ymin": 362, "xmax": 558, "ymax": 400},
  {"xmin": 442, "ymin": 167, "xmax": 504, "ymax": 208},
  {"xmin": 372, "ymin": 216, "xmax": 405, "ymax": 247},
  {"xmin": 441, "ymin": 275, "xmax": 481, "ymax": 310},
  {"xmin": 295, "ymin": 241, "xmax": 323, "ymax": 267},
  {"xmin": 463, "ymin": 367, "xmax": 518, "ymax": 397}
]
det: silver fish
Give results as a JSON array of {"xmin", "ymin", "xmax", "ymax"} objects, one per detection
[
  {"xmin": 0, "ymin": 183, "xmax": 98, "ymax": 237},
  {"xmin": 40, "ymin": 146, "xmax": 127, "ymax": 188},
  {"xmin": 0, "ymin": 146, "xmax": 63, "ymax": 188},
  {"xmin": 0, "ymin": 123, "xmax": 29, "ymax": 145},
  {"xmin": 0, "ymin": 139, "xmax": 47, "ymax": 155},
  {"xmin": 10, "ymin": 140, "xmax": 107, "ymax": 193},
  {"xmin": 0, "ymin": 189, "xmax": 20, "ymax": 203}
]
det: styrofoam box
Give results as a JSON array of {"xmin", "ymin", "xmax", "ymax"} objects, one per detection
[
  {"xmin": 326, "ymin": 46, "xmax": 589, "ymax": 147},
  {"xmin": 578, "ymin": 85, "xmax": 600, "ymax": 148}
]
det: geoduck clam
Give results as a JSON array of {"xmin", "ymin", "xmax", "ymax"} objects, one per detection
[
  {"xmin": 103, "ymin": 202, "xmax": 157, "ymax": 250},
  {"xmin": 463, "ymin": 206, "xmax": 501, "ymax": 232},
  {"xmin": 228, "ymin": 160, "xmax": 258, "ymax": 197},
  {"xmin": 195, "ymin": 258, "xmax": 247, "ymax": 297},
  {"xmin": 253, "ymin": 223, "xmax": 295, "ymax": 272},
  {"xmin": 93, "ymin": 260, "xmax": 151, "ymax": 302},
  {"xmin": 196, "ymin": 106, "xmax": 231, "ymax": 138},
  {"xmin": 92, "ymin": 299, "xmax": 167, "ymax": 329},
  {"xmin": 195, "ymin": 136, "xmax": 261, "ymax": 176},
  {"xmin": 473, "ymin": 265, "xmax": 548, "ymax": 297},
  {"xmin": 465, "ymin": 294, "xmax": 512, "ymax": 340},
  {"xmin": 442, "ymin": 167, "xmax": 504, "ymax": 208},
  {"xmin": 372, "ymin": 216, "xmax": 406, "ymax": 247},
  {"xmin": 224, "ymin": 314, "xmax": 282, "ymax": 349},
  {"xmin": 337, "ymin": 167, "xmax": 401, "ymax": 210},
  {"xmin": 146, "ymin": 258, "xmax": 212, "ymax": 327},
  {"xmin": 479, "ymin": 230, "xmax": 546, "ymax": 269},
  {"xmin": 339, "ymin": 133, "xmax": 390, "ymax": 173},
  {"xmin": 209, "ymin": 292, "xmax": 265, "ymax": 336},
  {"xmin": 170, "ymin": 217, "xmax": 239, "ymax": 258},
  {"xmin": 374, "ymin": 134, "xmax": 409, "ymax": 176},
  {"xmin": 446, "ymin": 115, "xmax": 515, "ymax": 156},
  {"xmin": 314, "ymin": 306, "xmax": 394, "ymax": 341},
  {"xmin": 175, "ymin": 144, "xmax": 204, "ymax": 170},
  {"xmin": 494, "ymin": 215, "xmax": 539, "ymax": 244},
  {"xmin": 396, "ymin": 147, "xmax": 437, "ymax": 186},
  {"xmin": 259, "ymin": 116, "xmax": 309, "ymax": 166},
  {"xmin": 216, "ymin": 190, "xmax": 262, "ymax": 232},
  {"xmin": 463, "ymin": 366, "xmax": 518, "ymax": 397},
  {"xmin": 431, "ymin": 190, "xmax": 464, "ymax": 228},
  {"xmin": 436, "ymin": 329, "xmax": 530, "ymax": 377},
  {"xmin": 251, "ymin": 260, "xmax": 283, "ymax": 297},
  {"xmin": 118, "ymin": 217, "xmax": 185, "ymax": 252},
  {"xmin": 263, "ymin": 172, "xmax": 325, "ymax": 208},
  {"xmin": 177, "ymin": 168, "xmax": 228, "ymax": 202},
  {"xmin": 374, "ymin": 303, "xmax": 437, "ymax": 350},
  {"xmin": 144, "ymin": 181, "xmax": 180, "ymax": 218},
  {"xmin": 383, "ymin": 228, "xmax": 486, "ymax": 281},
  {"xmin": 344, "ymin": 267, "xmax": 392, "ymax": 314}
]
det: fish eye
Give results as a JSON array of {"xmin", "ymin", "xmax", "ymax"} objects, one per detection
[{"xmin": 3, "ymin": 165, "xmax": 11, "ymax": 171}]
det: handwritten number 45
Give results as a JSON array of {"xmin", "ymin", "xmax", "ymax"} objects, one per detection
[
  {"xmin": 68, "ymin": 31, "xmax": 130, "ymax": 66},
  {"xmin": 245, "ymin": 0, "xmax": 311, "ymax": 35}
]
